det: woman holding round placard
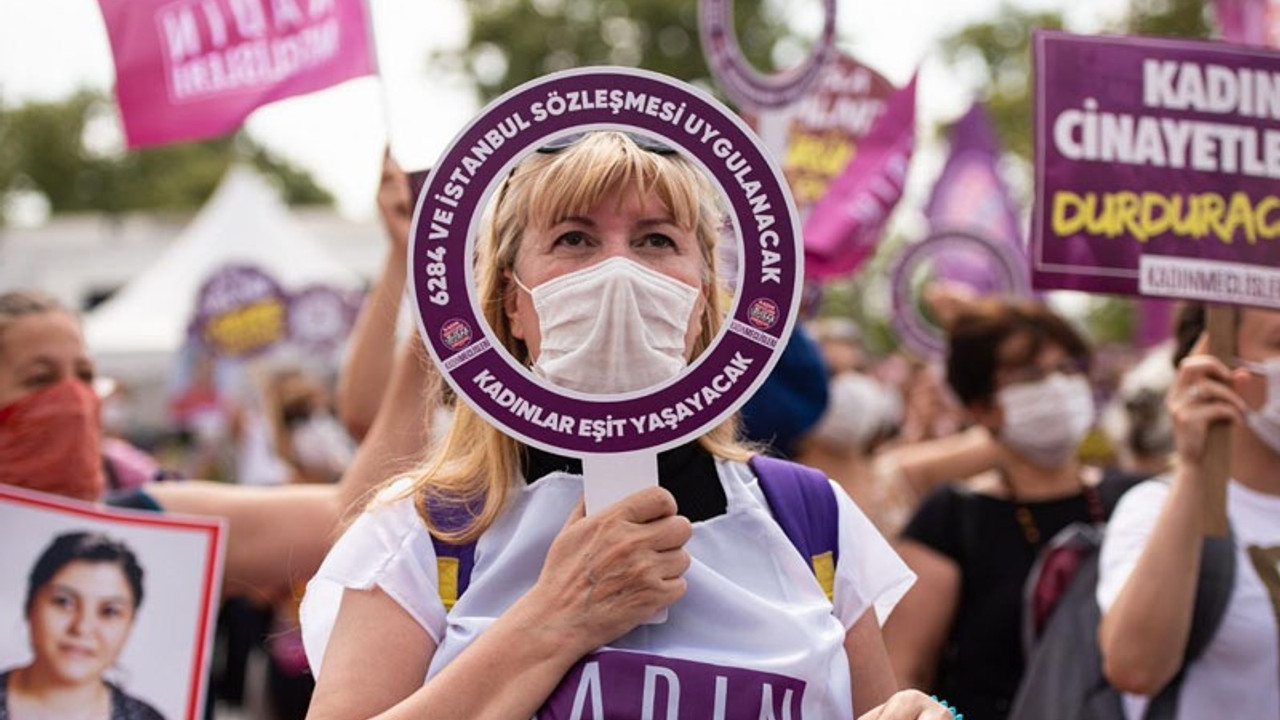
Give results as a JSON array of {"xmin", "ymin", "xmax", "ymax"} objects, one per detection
[{"xmin": 301, "ymin": 131, "xmax": 954, "ymax": 720}]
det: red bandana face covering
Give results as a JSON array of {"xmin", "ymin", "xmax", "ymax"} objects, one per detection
[{"xmin": 0, "ymin": 379, "xmax": 104, "ymax": 502}]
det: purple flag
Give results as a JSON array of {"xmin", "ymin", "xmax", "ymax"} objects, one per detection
[
  {"xmin": 926, "ymin": 103, "xmax": 1024, "ymax": 248},
  {"xmin": 925, "ymin": 102, "xmax": 1026, "ymax": 294},
  {"xmin": 1212, "ymin": 0, "xmax": 1280, "ymax": 47},
  {"xmin": 803, "ymin": 74, "xmax": 917, "ymax": 281}
]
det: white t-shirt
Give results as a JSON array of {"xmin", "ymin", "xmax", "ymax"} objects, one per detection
[
  {"xmin": 302, "ymin": 460, "xmax": 916, "ymax": 719},
  {"xmin": 1097, "ymin": 478, "xmax": 1280, "ymax": 719}
]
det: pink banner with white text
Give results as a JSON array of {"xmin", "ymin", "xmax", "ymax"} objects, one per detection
[
  {"xmin": 802, "ymin": 74, "xmax": 917, "ymax": 281},
  {"xmin": 98, "ymin": 0, "xmax": 376, "ymax": 148}
]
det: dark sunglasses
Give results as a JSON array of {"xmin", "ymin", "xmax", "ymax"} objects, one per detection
[{"xmin": 535, "ymin": 131, "xmax": 677, "ymax": 155}]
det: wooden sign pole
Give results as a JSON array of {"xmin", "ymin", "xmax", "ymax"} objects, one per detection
[{"xmin": 1202, "ymin": 304, "xmax": 1235, "ymax": 538}]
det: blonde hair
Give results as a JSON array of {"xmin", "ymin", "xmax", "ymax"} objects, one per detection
[{"xmin": 402, "ymin": 131, "xmax": 754, "ymax": 543}]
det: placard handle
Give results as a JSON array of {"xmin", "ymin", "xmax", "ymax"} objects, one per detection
[
  {"xmin": 1202, "ymin": 304, "xmax": 1235, "ymax": 538},
  {"xmin": 582, "ymin": 450, "xmax": 668, "ymax": 623}
]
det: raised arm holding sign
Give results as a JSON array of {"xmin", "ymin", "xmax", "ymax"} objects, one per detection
[{"xmin": 1030, "ymin": 31, "xmax": 1280, "ymax": 718}]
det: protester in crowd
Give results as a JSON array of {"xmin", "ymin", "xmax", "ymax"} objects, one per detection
[
  {"xmin": 858, "ymin": 289, "xmax": 995, "ymax": 536},
  {"xmin": 795, "ymin": 369, "xmax": 902, "ymax": 526},
  {"xmin": 795, "ymin": 320, "xmax": 904, "ymax": 528},
  {"xmin": 262, "ymin": 367, "xmax": 356, "ymax": 485},
  {"xmin": 1097, "ymin": 303, "xmax": 1280, "ymax": 718},
  {"xmin": 1, "ymin": 532, "xmax": 164, "ymax": 720},
  {"xmin": 249, "ymin": 367, "xmax": 355, "ymax": 719},
  {"xmin": 301, "ymin": 131, "xmax": 950, "ymax": 720},
  {"xmin": 883, "ymin": 297, "xmax": 1135, "ymax": 720},
  {"xmin": 0, "ymin": 289, "xmax": 438, "ymax": 603},
  {"xmin": 738, "ymin": 324, "xmax": 830, "ymax": 458}
]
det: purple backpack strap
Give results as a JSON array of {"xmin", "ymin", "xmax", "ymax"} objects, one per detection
[{"xmin": 750, "ymin": 454, "xmax": 841, "ymax": 598}]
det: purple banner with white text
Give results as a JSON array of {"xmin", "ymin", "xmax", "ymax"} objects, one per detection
[{"xmin": 1032, "ymin": 32, "xmax": 1280, "ymax": 308}]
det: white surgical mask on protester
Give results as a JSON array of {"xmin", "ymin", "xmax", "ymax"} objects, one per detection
[
  {"xmin": 808, "ymin": 373, "xmax": 903, "ymax": 452},
  {"xmin": 997, "ymin": 373, "xmax": 1095, "ymax": 468},
  {"xmin": 515, "ymin": 256, "xmax": 700, "ymax": 394},
  {"xmin": 1240, "ymin": 357, "xmax": 1280, "ymax": 454}
]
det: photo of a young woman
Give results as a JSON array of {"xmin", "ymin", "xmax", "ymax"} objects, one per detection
[{"xmin": 0, "ymin": 532, "xmax": 164, "ymax": 720}]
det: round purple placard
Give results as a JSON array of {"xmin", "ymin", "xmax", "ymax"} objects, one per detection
[
  {"xmin": 699, "ymin": 0, "xmax": 837, "ymax": 109},
  {"xmin": 189, "ymin": 264, "xmax": 289, "ymax": 358},
  {"xmin": 288, "ymin": 284, "xmax": 361, "ymax": 352},
  {"xmin": 409, "ymin": 67, "xmax": 802, "ymax": 455},
  {"xmin": 890, "ymin": 229, "xmax": 1031, "ymax": 358}
]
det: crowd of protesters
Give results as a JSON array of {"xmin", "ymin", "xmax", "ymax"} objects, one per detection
[{"xmin": 0, "ymin": 140, "xmax": 1274, "ymax": 720}]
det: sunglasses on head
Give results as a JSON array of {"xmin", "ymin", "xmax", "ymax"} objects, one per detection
[
  {"xmin": 535, "ymin": 131, "xmax": 677, "ymax": 155},
  {"xmin": 492, "ymin": 131, "xmax": 679, "ymax": 213}
]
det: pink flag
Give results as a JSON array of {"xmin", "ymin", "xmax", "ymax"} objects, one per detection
[
  {"xmin": 98, "ymin": 0, "xmax": 376, "ymax": 148},
  {"xmin": 1212, "ymin": 0, "xmax": 1280, "ymax": 47},
  {"xmin": 802, "ymin": 74, "xmax": 916, "ymax": 281}
]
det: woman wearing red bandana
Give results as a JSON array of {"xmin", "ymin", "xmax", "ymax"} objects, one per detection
[{"xmin": 0, "ymin": 289, "xmax": 437, "ymax": 602}]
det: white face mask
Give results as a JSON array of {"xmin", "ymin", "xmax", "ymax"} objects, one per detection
[
  {"xmin": 808, "ymin": 372, "xmax": 902, "ymax": 453},
  {"xmin": 1241, "ymin": 357, "xmax": 1280, "ymax": 454},
  {"xmin": 997, "ymin": 373, "xmax": 1095, "ymax": 468},
  {"xmin": 515, "ymin": 256, "xmax": 701, "ymax": 395}
]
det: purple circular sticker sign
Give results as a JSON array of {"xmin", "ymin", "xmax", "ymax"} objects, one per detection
[
  {"xmin": 410, "ymin": 67, "xmax": 802, "ymax": 456},
  {"xmin": 890, "ymin": 229, "xmax": 1031, "ymax": 358},
  {"xmin": 288, "ymin": 284, "xmax": 361, "ymax": 352},
  {"xmin": 699, "ymin": 0, "xmax": 837, "ymax": 109},
  {"xmin": 189, "ymin": 264, "xmax": 289, "ymax": 357}
]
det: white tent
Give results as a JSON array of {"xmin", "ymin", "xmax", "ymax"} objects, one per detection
[{"xmin": 84, "ymin": 166, "xmax": 365, "ymax": 357}]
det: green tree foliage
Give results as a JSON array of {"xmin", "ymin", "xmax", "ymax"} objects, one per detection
[
  {"xmin": 1123, "ymin": 0, "xmax": 1213, "ymax": 39},
  {"xmin": 938, "ymin": 6, "xmax": 1064, "ymax": 162},
  {"xmin": 939, "ymin": 0, "xmax": 1213, "ymax": 164},
  {"xmin": 934, "ymin": 0, "xmax": 1212, "ymax": 346},
  {"xmin": 436, "ymin": 0, "xmax": 795, "ymax": 103},
  {"xmin": 0, "ymin": 90, "xmax": 331, "ymax": 223},
  {"xmin": 1083, "ymin": 293, "xmax": 1137, "ymax": 346}
]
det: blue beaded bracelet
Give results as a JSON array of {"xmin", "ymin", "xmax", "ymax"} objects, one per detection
[{"xmin": 930, "ymin": 695, "xmax": 964, "ymax": 720}]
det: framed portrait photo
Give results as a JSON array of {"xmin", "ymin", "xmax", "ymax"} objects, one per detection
[{"xmin": 0, "ymin": 485, "xmax": 224, "ymax": 720}]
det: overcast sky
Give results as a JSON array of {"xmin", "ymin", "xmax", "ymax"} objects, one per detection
[{"xmin": 0, "ymin": 0, "xmax": 1125, "ymax": 219}]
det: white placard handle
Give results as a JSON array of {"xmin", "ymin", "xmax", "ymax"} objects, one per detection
[
  {"xmin": 581, "ymin": 450, "xmax": 668, "ymax": 623},
  {"xmin": 582, "ymin": 450, "xmax": 659, "ymax": 514}
]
